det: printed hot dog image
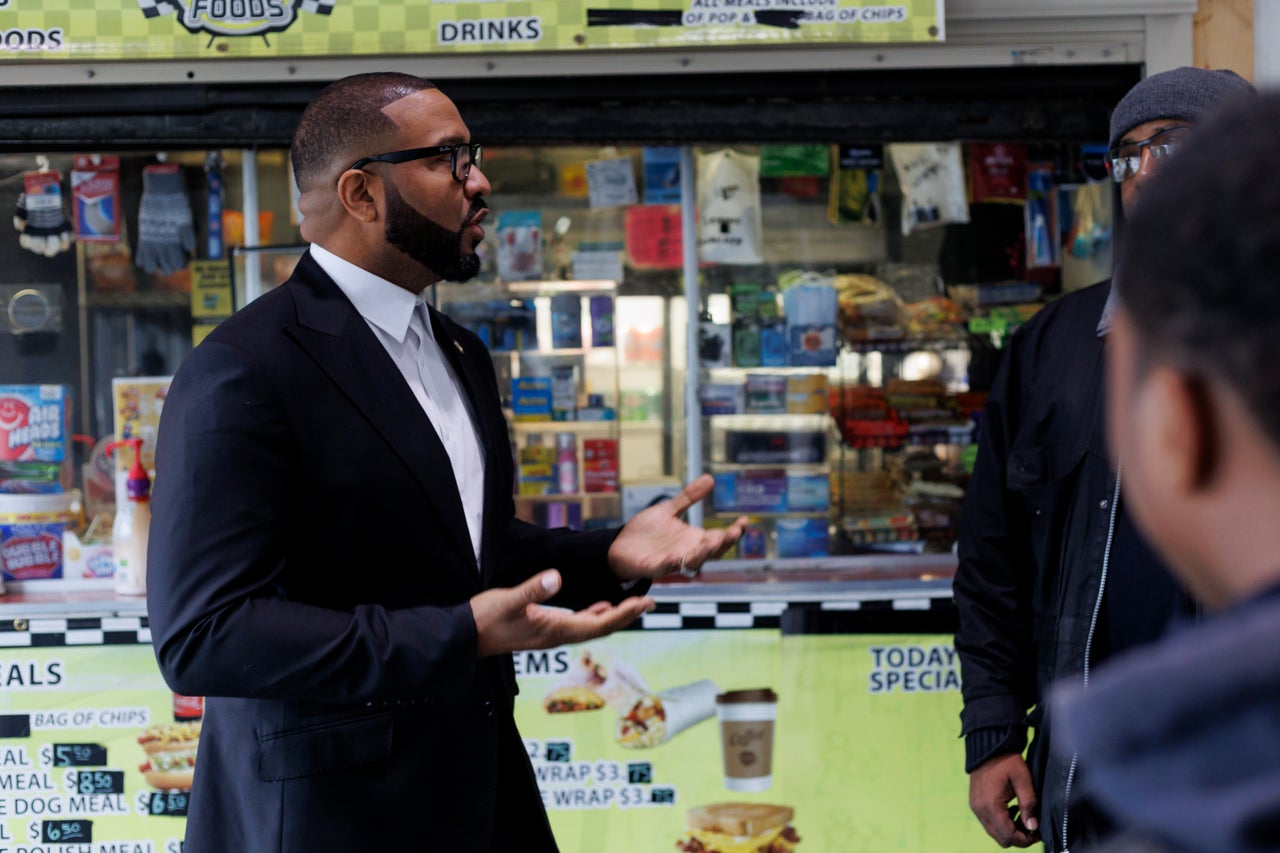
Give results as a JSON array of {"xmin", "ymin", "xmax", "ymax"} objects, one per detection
[{"xmin": 137, "ymin": 720, "xmax": 200, "ymax": 791}]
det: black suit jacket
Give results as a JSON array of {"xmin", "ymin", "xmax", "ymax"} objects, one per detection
[{"xmin": 147, "ymin": 252, "xmax": 633, "ymax": 852}]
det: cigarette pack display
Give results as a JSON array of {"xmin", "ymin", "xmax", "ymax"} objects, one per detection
[
  {"xmin": 775, "ymin": 517, "xmax": 829, "ymax": 558},
  {"xmin": 713, "ymin": 470, "xmax": 787, "ymax": 514},
  {"xmin": 724, "ymin": 429, "xmax": 826, "ymax": 465},
  {"xmin": 511, "ymin": 377, "xmax": 552, "ymax": 421},
  {"xmin": 785, "ymin": 474, "xmax": 830, "ymax": 512},
  {"xmin": 744, "ymin": 374, "xmax": 787, "ymax": 415},
  {"xmin": 785, "ymin": 374, "xmax": 829, "ymax": 414},
  {"xmin": 700, "ymin": 383, "xmax": 743, "ymax": 417}
]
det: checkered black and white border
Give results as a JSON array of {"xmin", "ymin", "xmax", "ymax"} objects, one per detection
[
  {"xmin": 0, "ymin": 616, "xmax": 151, "ymax": 648},
  {"xmin": 632, "ymin": 595, "xmax": 954, "ymax": 630}
]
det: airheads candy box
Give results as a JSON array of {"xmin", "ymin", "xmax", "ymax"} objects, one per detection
[{"xmin": 0, "ymin": 385, "xmax": 69, "ymax": 463}]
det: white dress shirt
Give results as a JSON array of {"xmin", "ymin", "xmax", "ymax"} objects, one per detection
[{"xmin": 310, "ymin": 245, "xmax": 487, "ymax": 568}]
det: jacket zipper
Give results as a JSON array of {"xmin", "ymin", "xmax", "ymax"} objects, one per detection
[{"xmin": 1060, "ymin": 464, "xmax": 1122, "ymax": 853}]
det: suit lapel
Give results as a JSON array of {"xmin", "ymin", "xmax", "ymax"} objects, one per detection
[
  {"xmin": 427, "ymin": 305, "xmax": 512, "ymax": 586},
  {"xmin": 283, "ymin": 255, "xmax": 480, "ymax": 579}
]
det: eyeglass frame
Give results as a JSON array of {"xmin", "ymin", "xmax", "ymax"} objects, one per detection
[
  {"xmin": 346, "ymin": 142, "xmax": 483, "ymax": 183},
  {"xmin": 1104, "ymin": 126, "xmax": 1189, "ymax": 184}
]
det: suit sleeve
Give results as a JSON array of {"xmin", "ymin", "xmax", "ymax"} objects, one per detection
[
  {"xmin": 147, "ymin": 338, "xmax": 478, "ymax": 704},
  {"xmin": 503, "ymin": 517, "xmax": 650, "ymax": 610},
  {"xmin": 953, "ymin": 326, "xmax": 1038, "ymax": 751}
]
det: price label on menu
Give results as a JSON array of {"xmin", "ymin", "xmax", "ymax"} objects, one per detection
[
  {"xmin": 138, "ymin": 790, "xmax": 191, "ymax": 817},
  {"xmin": 30, "ymin": 819, "xmax": 92, "ymax": 843},
  {"xmin": 43, "ymin": 742, "xmax": 108, "ymax": 767},
  {"xmin": 64, "ymin": 769, "xmax": 125, "ymax": 795}
]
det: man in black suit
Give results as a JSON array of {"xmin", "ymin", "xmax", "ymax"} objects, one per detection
[{"xmin": 147, "ymin": 72, "xmax": 744, "ymax": 853}]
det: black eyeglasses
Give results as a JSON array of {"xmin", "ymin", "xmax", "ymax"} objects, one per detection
[
  {"xmin": 347, "ymin": 142, "xmax": 483, "ymax": 183},
  {"xmin": 1104, "ymin": 127, "xmax": 1189, "ymax": 183}
]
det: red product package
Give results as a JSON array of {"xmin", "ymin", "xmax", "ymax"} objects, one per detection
[
  {"xmin": 967, "ymin": 142, "xmax": 1028, "ymax": 203},
  {"xmin": 582, "ymin": 439, "xmax": 619, "ymax": 493}
]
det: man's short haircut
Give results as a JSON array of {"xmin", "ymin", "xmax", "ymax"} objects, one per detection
[
  {"xmin": 1117, "ymin": 92, "xmax": 1280, "ymax": 451},
  {"xmin": 291, "ymin": 72, "xmax": 438, "ymax": 192}
]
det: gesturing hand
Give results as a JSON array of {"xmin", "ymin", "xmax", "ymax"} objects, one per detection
[
  {"xmin": 471, "ymin": 570, "xmax": 654, "ymax": 658},
  {"xmin": 606, "ymin": 474, "xmax": 747, "ymax": 581},
  {"xmin": 969, "ymin": 752, "xmax": 1040, "ymax": 847}
]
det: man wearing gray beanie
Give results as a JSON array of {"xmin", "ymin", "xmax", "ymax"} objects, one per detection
[{"xmin": 955, "ymin": 66, "xmax": 1257, "ymax": 853}]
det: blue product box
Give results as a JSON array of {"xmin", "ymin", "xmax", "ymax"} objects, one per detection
[
  {"xmin": 699, "ymin": 383, "xmax": 743, "ymax": 416},
  {"xmin": 786, "ymin": 474, "xmax": 830, "ymax": 513},
  {"xmin": 642, "ymin": 146, "xmax": 682, "ymax": 204},
  {"xmin": 511, "ymin": 377, "xmax": 552, "ymax": 421},
  {"xmin": 713, "ymin": 470, "xmax": 787, "ymax": 514},
  {"xmin": 775, "ymin": 517, "xmax": 829, "ymax": 558},
  {"xmin": 759, "ymin": 323, "xmax": 788, "ymax": 367},
  {"xmin": 787, "ymin": 324, "xmax": 839, "ymax": 366}
]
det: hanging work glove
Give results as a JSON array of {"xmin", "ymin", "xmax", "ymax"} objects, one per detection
[
  {"xmin": 135, "ymin": 163, "xmax": 196, "ymax": 275},
  {"xmin": 14, "ymin": 170, "xmax": 74, "ymax": 258}
]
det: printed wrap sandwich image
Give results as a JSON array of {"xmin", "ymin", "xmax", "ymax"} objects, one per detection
[
  {"xmin": 137, "ymin": 720, "xmax": 200, "ymax": 791},
  {"xmin": 676, "ymin": 802, "xmax": 801, "ymax": 853},
  {"xmin": 543, "ymin": 647, "xmax": 649, "ymax": 713},
  {"xmin": 615, "ymin": 678, "xmax": 719, "ymax": 748}
]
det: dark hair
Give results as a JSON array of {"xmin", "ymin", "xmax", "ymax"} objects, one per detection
[
  {"xmin": 1117, "ymin": 91, "xmax": 1280, "ymax": 450},
  {"xmin": 291, "ymin": 72, "xmax": 438, "ymax": 191}
]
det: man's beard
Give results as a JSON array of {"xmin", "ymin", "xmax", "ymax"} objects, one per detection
[{"xmin": 383, "ymin": 180, "xmax": 484, "ymax": 283}]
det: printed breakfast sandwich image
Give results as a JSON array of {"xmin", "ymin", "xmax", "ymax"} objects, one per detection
[
  {"xmin": 542, "ymin": 646, "xmax": 649, "ymax": 714},
  {"xmin": 542, "ymin": 685, "xmax": 606, "ymax": 713},
  {"xmin": 137, "ymin": 720, "xmax": 200, "ymax": 791},
  {"xmin": 676, "ymin": 802, "xmax": 801, "ymax": 853}
]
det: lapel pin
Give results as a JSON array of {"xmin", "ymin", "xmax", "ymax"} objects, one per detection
[{"xmin": 454, "ymin": 340, "xmax": 464, "ymax": 354}]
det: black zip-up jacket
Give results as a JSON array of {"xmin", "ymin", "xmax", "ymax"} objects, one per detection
[{"xmin": 954, "ymin": 281, "xmax": 1120, "ymax": 852}]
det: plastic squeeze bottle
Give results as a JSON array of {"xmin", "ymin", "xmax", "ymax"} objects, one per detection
[{"xmin": 107, "ymin": 438, "xmax": 150, "ymax": 596}]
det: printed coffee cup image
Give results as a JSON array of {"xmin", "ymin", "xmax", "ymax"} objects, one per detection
[
  {"xmin": 716, "ymin": 688, "xmax": 778, "ymax": 792},
  {"xmin": 676, "ymin": 801, "xmax": 801, "ymax": 852},
  {"xmin": 544, "ymin": 647, "xmax": 650, "ymax": 713},
  {"xmin": 615, "ymin": 678, "xmax": 720, "ymax": 749}
]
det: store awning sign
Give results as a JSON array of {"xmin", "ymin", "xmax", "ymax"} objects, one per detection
[
  {"xmin": 0, "ymin": 0, "xmax": 941, "ymax": 60},
  {"xmin": 134, "ymin": 0, "xmax": 334, "ymax": 39}
]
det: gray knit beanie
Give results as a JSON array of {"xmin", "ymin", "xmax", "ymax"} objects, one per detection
[{"xmin": 1109, "ymin": 66, "xmax": 1257, "ymax": 148}]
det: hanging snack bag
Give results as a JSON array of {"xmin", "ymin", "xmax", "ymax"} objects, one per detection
[
  {"xmin": 889, "ymin": 143, "xmax": 970, "ymax": 236},
  {"xmin": 696, "ymin": 149, "xmax": 763, "ymax": 265}
]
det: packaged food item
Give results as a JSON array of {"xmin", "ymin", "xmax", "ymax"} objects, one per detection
[{"xmin": 582, "ymin": 439, "xmax": 619, "ymax": 493}]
